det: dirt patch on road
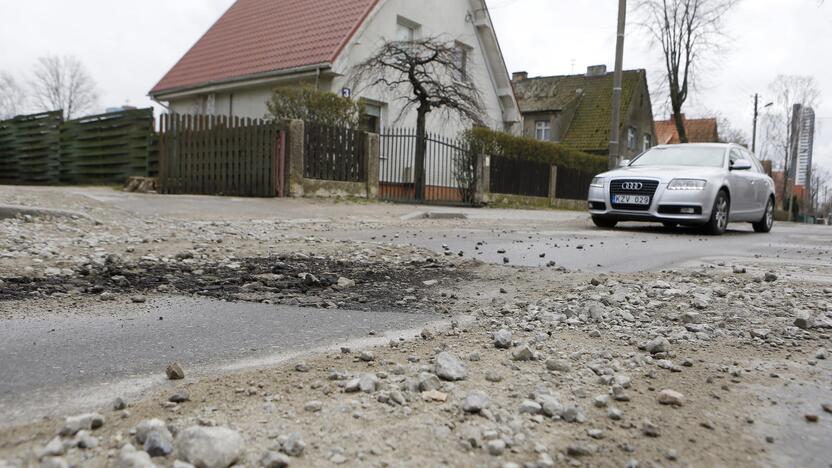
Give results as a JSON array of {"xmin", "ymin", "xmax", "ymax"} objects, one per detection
[{"xmin": 0, "ymin": 254, "xmax": 472, "ymax": 313}]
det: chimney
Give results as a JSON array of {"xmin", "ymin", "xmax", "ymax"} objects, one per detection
[
  {"xmin": 586, "ymin": 65, "xmax": 607, "ymax": 77},
  {"xmin": 512, "ymin": 71, "xmax": 528, "ymax": 82}
]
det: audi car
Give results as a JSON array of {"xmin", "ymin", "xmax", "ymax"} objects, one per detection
[{"xmin": 587, "ymin": 143, "xmax": 775, "ymax": 235}]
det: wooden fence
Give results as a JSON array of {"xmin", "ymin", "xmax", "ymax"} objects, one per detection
[
  {"xmin": 158, "ymin": 114, "xmax": 284, "ymax": 197},
  {"xmin": 0, "ymin": 118, "xmax": 19, "ymax": 184},
  {"xmin": 489, "ymin": 155, "xmax": 550, "ymax": 198},
  {"xmin": 60, "ymin": 108, "xmax": 155, "ymax": 184},
  {"xmin": 303, "ymin": 122, "xmax": 365, "ymax": 182},
  {"xmin": 0, "ymin": 108, "xmax": 156, "ymax": 185},
  {"xmin": 0, "ymin": 111, "xmax": 62, "ymax": 184}
]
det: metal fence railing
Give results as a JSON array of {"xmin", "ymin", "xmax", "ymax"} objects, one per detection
[
  {"xmin": 379, "ymin": 128, "xmax": 476, "ymax": 205},
  {"xmin": 556, "ymin": 166, "xmax": 595, "ymax": 200},
  {"xmin": 489, "ymin": 155, "xmax": 550, "ymax": 198}
]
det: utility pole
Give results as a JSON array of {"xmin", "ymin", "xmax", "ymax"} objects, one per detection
[
  {"xmin": 752, "ymin": 95, "xmax": 773, "ymax": 155},
  {"xmin": 608, "ymin": 0, "xmax": 627, "ymax": 170},
  {"xmin": 752, "ymin": 94, "xmax": 759, "ymax": 153}
]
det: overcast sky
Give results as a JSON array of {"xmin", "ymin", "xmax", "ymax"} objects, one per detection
[{"xmin": 2, "ymin": 0, "xmax": 831, "ymax": 173}]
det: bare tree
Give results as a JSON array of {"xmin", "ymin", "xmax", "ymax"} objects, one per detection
[
  {"xmin": 350, "ymin": 37, "xmax": 484, "ymax": 200},
  {"xmin": 765, "ymin": 75, "xmax": 821, "ymax": 209},
  {"xmin": 634, "ymin": 0, "xmax": 738, "ymax": 143},
  {"xmin": 714, "ymin": 114, "xmax": 748, "ymax": 147},
  {"xmin": 0, "ymin": 72, "xmax": 26, "ymax": 119},
  {"xmin": 808, "ymin": 163, "xmax": 829, "ymax": 215},
  {"xmin": 30, "ymin": 55, "xmax": 98, "ymax": 119}
]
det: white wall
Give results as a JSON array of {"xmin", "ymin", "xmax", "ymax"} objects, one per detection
[
  {"xmin": 169, "ymin": 78, "xmax": 329, "ymax": 121},
  {"xmin": 330, "ymin": 0, "xmax": 510, "ymax": 137}
]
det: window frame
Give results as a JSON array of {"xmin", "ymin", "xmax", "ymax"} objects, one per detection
[
  {"xmin": 535, "ymin": 120, "xmax": 552, "ymax": 141},
  {"xmin": 643, "ymin": 133, "xmax": 651, "ymax": 151},
  {"xmin": 627, "ymin": 127, "xmax": 637, "ymax": 150},
  {"xmin": 396, "ymin": 16, "xmax": 419, "ymax": 43}
]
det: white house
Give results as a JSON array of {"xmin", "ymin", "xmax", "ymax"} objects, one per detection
[{"xmin": 149, "ymin": 0, "xmax": 521, "ymax": 137}]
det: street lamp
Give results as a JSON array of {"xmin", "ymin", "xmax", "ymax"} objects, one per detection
[{"xmin": 752, "ymin": 93, "xmax": 773, "ymax": 154}]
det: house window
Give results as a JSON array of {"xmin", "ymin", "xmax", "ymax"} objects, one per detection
[
  {"xmin": 396, "ymin": 16, "xmax": 418, "ymax": 42},
  {"xmin": 195, "ymin": 93, "xmax": 216, "ymax": 115},
  {"xmin": 627, "ymin": 127, "xmax": 636, "ymax": 150},
  {"xmin": 453, "ymin": 43, "xmax": 470, "ymax": 81},
  {"xmin": 535, "ymin": 120, "xmax": 551, "ymax": 141},
  {"xmin": 643, "ymin": 133, "xmax": 651, "ymax": 150},
  {"xmin": 361, "ymin": 103, "xmax": 382, "ymax": 133}
]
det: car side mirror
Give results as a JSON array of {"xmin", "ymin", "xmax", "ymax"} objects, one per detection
[
  {"xmin": 730, "ymin": 159, "xmax": 752, "ymax": 171},
  {"xmin": 619, "ymin": 159, "xmax": 631, "ymax": 167}
]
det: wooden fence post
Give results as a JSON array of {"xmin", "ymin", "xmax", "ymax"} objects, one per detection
[{"xmin": 549, "ymin": 165, "xmax": 558, "ymax": 204}]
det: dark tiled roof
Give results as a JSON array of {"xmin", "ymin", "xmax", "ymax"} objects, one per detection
[
  {"xmin": 514, "ymin": 70, "xmax": 645, "ymax": 152},
  {"xmin": 655, "ymin": 115, "xmax": 719, "ymax": 144},
  {"xmin": 151, "ymin": 0, "xmax": 378, "ymax": 94}
]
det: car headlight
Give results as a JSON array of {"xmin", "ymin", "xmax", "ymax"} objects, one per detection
[
  {"xmin": 667, "ymin": 179, "xmax": 707, "ymax": 190},
  {"xmin": 590, "ymin": 177, "xmax": 604, "ymax": 188}
]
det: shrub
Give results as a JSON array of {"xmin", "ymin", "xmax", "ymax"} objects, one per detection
[
  {"xmin": 267, "ymin": 85, "xmax": 363, "ymax": 128},
  {"xmin": 463, "ymin": 127, "xmax": 607, "ymax": 173}
]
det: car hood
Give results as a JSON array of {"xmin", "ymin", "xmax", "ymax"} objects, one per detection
[{"xmin": 596, "ymin": 165, "xmax": 725, "ymax": 184}]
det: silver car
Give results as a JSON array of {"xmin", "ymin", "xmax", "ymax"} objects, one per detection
[{"xmin": 587, "ymin": 143, "xmax": 775, "ymax": 235}]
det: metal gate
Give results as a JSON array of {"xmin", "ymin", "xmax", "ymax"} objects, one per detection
[{"xmin": 378, "ymin": 128, "xmax": 476, "ymax": 205}]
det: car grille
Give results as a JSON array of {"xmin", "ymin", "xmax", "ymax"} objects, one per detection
[{"xmin": 610, "ymin": 179, "xmax": 659, "ymax": 211}]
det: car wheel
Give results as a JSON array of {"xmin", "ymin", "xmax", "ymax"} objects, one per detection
[
  {"xmin": 662, "ymin": 222, "xmax": 677, "ymax": 229},
  {"xmin": 704, "ymin": 190, "xmax": 729, "ymax": 236},
  {"xmin": 592, "ymin": 217, "xmax": 617, "ymax": 229},
  {"xmin": 752, "ymin": 197, "xmax": 774, "ymax": 233}
]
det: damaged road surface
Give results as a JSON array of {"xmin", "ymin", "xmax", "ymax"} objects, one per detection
[
  {"xmin": 1, "ymin": 187, "xmax": 832, "ymax": 468},
  {"xmin": 0, "ymin": 296, "xmax": 440, "ymax": 426},
  {"xmin": 0, "ymin": 253, "xmax": 470, "ymax": 425}
]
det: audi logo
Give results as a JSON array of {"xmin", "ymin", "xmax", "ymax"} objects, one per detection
[{"xmin": 621, "ymin": 182, "xmax": 644, "ymax": 190}]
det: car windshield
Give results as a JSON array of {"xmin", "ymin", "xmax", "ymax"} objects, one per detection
[{"xmin": 629, "ymin": 146, "xmax": 726, "ymax": 168}]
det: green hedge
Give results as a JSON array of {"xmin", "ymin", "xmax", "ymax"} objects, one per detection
[{"xmin": 463, "ymin": 127, "xmax": 608, "ymax": 173}]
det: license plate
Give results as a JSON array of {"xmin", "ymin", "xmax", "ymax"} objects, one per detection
[{"xmin": 613, "ymin": 194, "xmax": 651, "ymax": 205}]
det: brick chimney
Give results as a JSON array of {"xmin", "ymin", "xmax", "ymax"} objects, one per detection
[
  {"xmin": 586, "ymin": 65, "xmax": 607, "ymax": 77},
  {"xmin": 512, "ymin": 71, "xmax": 528, "ymax": 82}
]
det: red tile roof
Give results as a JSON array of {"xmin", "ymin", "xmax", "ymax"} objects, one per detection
[
  {"xmin": 655, "ymin": 115, "xmax": 719, "ymax": 144},
  {"xmin": 151, "ymin": 0, "xmax": 379, "ymax": 95}
]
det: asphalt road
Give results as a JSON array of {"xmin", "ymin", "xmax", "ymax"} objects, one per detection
[
  {"xmin": 332, "ymin": 218, "xmax": 832, "ymax": 273},
  {"xmin": 65, "ymin": 187, "xmax": 832, "ymax": 273},
  {"xmin": 3, "ymin": 190, "xmax": 831, "ymax": 426},
  {"xmin": 0, "ymin": 297, "xmax": 437, "ymax": 425}
]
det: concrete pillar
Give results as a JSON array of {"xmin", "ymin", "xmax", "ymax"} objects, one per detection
[
  {"xmin": 549, "ymin": 165, "xmax": 558, "ymax": 203},
  {"xmin": 365, "ymin": 132, "xmax": 379, "ymax": 199},
  {"xmin": 286, "ymin": 119, "xmax": 305, "ymax": 197},
  {"xmin": 481, "ymin": 154, "xmax": 492, "ymax": 204},
  {"xmin": 474, "ymin": 153, "xmax": 487, "ymax": 205}
]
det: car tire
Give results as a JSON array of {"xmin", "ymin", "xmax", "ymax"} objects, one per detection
[
  {"xmin": 752, "ymin": 197, "xmax": 774, "ymax": 233},
  {"xmin": 592, "ymin": 217, "xmax": 617, "ymax": 229},
  {"xmin": 704, "ymin": 190, "xmax": 730, "ymax": 236}
]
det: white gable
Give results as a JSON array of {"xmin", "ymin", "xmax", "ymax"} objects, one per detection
[{"xmin": 330, "ymin": 0, "xmax": 520, "ymax": 135}]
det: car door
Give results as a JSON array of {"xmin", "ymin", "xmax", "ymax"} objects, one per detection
[
  {"xmin": 728, "ymin": 149, "xmax": 754, "ymax": 217},
  {"xmin": 743, "ymin": 149, "xmax": 770, "ymax": 216}
]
